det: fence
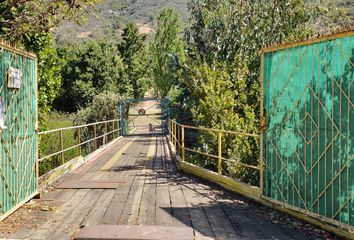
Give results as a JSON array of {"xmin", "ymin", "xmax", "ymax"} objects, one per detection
[
  {"xmin": 0, "ymin": 41, "xmax": 38, "ymax": 220},
  {"xmin": 38, "ymin": 119, "xmax": 120, "ymax": 176},
  {"xmin": 261, "ymin": 31, "xmax": 354, "ymax": 231},
  {"xmin": 169, "ymin": 119, "xmax": 260, "ymax": 187}
]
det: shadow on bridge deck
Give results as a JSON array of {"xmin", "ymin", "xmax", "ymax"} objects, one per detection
[{"xmin": 0, "ymin": 135, "xmax": 335, "ymax": 240}]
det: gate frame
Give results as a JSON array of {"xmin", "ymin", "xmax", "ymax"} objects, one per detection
[
  {"xmin": 0, "ymin": 40, "xmax": 39, "ymax": 222},
  {"xmin": 259, "ymin": 29, "xmax": 354, "ymax": 234},
  {"xmin": 119, "ymin": 97, "xmax": 170, "ymax": 136}
]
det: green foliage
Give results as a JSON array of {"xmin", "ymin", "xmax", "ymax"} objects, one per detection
[
  {"xmin": 73, "ymin": 91, "xmax": 120, "ymax": 152},
  {"xmin": 174, "ymin": 0, "xmax": 329, "ymax": 184},
  {"xmin": 23, "ymin": 32, "xmax": 64, "ymax": 114},
  {"xmin": 118, "ymin": 23, "xmax": 150, "ymax": 99},
  {"xmin": 74, "ymin": 91, "xmax": 119, "ymax": 125},
  {"xmin": 38, "ymin": 112, "xmax": 77, "ymax": 175},
  {"xmin": 0, "ymin": 0, "xmax": 102, "ymax": 43},
  {"xmin": 180, "ymin": 60, "xmax": 259, "ymax": 184},
  {"xmin": 55, "ymin": 39, "xmax": 125, "ymax": 112},
  {"xmin": 150, "ymin": 8, "xmax": 184, "ymax": 97},
  {"xmin": 0, "ymin": 0, "xmax": 104, "ymax": 115}
]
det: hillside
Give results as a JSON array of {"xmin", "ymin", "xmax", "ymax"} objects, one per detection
[
  {"xmin": 55, "ymin": 0, "xmax": 188, "ymax": 44},
  {"xmin": 55, "ymin": 0, "xmax": 353, "ymax": 44}
]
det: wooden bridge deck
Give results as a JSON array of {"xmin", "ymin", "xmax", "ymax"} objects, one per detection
[{"xmin": 0, "ymin": 135, "xmax": 333, "ymax": 240}]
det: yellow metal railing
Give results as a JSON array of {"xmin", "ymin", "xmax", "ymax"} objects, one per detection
[
  {"xmin": 38, "ymin": 119, "xmax": 121, "ymax": 176},
  {"xmin": 169, "ymin": 119, "xmax": 260, "ymax": 187}
]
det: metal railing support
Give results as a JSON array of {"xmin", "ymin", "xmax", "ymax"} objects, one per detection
[
  {"xmin": 173, "ymin": 121, "xmax": 177, "ymax": 147},
  {"xmin": 217, "ymin": 131, "xmax": 222, "ymax": 175},
  {"xmin": 77, "ymin": 127, "xmax": 81, "ymax": 156},
  {"xmin": 60, "ymin": 130, "xmax": 64, "ymax": 165},
  {"xmin": 181, "ymin": 126, "xmax": 185, "ymax": 161},
  {"xmin": 104, "ymin": 122, "xmax": 108, "ymax": 144}
]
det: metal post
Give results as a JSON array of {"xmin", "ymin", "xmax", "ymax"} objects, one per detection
[
  {"xmin": 119, "ymin": 97, "xmax": 124, "ymax": 136},
  {"xmin": 182, "ymin": 126, "xmax": 185, "ymax": 161},
  {"xmin": 77, "ymin": 127, "xmax": 81, "ymax": 156},
  {"xmin": 60, "ymin": 130, "xmax": 64, "ymax": 165},
  {"xmin": 93, "ymin": 124, "xmax": 97, "ymax": 149},
  {"xmin": 104, "ymin": 122, "xmax": 108, "ymax": 144},
  {"xmin": 218, "ymin": 131, "xmax": 222, "ymax": 175},
  {"xmin": 173, "ymin": 122, "xmax": 177, "ymax": 147},
  {"xmin": 176, "ymin": 123, "xmax": 179, "ymax": 152},
  {"xmin": 117, "ymin": 119, "xmax": 120, "ymax": 137},
  {"xmin": 169, "ymin": 119, "xmax": 172, "ymax": 140}
]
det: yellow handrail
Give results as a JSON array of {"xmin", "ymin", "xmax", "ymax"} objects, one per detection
[
  {"xmin": 38, "ymin": 119, "xmax": 121, "ymax": 176},
  {"xmin": 168, "ymin": 118, "xmax": 260, "ymax": 186}
]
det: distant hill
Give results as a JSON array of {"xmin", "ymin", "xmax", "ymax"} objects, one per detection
[
  {"xmin": 55, "ymin": 0, "xmax": 188, "ymax": 44},
  {"xmin": 55, "ymin": 0, "xmax": 353, "ymax": 44}
]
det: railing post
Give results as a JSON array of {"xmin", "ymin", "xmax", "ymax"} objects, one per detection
[
  {"xmin": 112, "ymin": 121, "xmax": 115, "ymax": 140},
  {"xmin": 181, "ymin": 125, "xmax": 185, "ymax": 161},
  {"xmin": 104, "ymin": 122, "xmax": 107, "ymax": 144},
  {"xmin": 77, "ymin": 127, "xmax": 81, "ymax": 156},
  {"xmin": 93, "ymin": 124, "xmax": 97, "ymax": 149},
  {"xmin": 118, "ymin": 119, "xmax": 120, "ymax": 137},
  {"xmin": 176, "ymin": 123, "xmax": 179, "ymax": 152},
  {"xmin": 217, "ymin": 131, "xmax": 222, "ymax": 175},
  {"xmin": 173, "ymin": 121, "xmax": 177, "ymax": 147},
  {"xmin": 60, "ymin": 129, "xmax": 64, "ymax": 165}
]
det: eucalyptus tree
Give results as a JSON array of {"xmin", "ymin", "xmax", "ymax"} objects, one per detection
[
  {"xmin": 118, "ymin": 23, "xmax": 149, "ymax": 99},
  {"xmin": 150, "ymin": 8, "xmax": 184, "ymax": 98}
]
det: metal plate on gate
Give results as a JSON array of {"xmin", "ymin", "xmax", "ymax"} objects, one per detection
[{"xmin": 56, "ymin": 180, "xmax": 124, "ymax": 189}]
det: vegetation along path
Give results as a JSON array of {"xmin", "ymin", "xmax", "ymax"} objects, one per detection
[{"xmin": 0, "ymin": 134, "xmax": 339, "ymax": 239}]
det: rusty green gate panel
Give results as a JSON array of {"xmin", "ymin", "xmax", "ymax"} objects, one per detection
[
  {"xmin": 261, "ymin": 31, "xmax": 354, "ymax": 231},
  {"xmin": 0, "ymin": 42, "xmax": 38, "ymax": 220}
]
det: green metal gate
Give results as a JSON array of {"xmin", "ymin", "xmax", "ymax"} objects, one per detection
[
  {"xmin": 119, "ymin": 97, "xmax": 169, "ymax": 135},
  {"xmin": 0, "ymin": 42, "xmax": 38, "ymax": 220},
  {"xmin": 261, "ymin": 31, "xmax": 354, "ymax": 231}
]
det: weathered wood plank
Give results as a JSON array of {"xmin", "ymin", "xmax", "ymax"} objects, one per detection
[
  {"xmin": 101, "ymin": 137, "xmax": 149, "ymax": 224},
  {"xmin": 75, "ymin": 224, "xmax": 195, "ymax": 240},
  {"xmin": 51, "ymin": 189, "xmax": 104, "ymax": 240},
  {"xmin": 81, "ymin": 189, "xmax": 116, "ymax": 226},
  {"xmin": 118, "ymin": 137, "xmax": 152, "ymax": 225}
]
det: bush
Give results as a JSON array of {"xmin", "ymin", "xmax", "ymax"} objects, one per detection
[
  {"xmin": 73, "ymin": 91, "xmax": 120, "ymax": 153},
  {"xmin": 39, "ymin": 112, "xmax": 77, "ymax": 175}
]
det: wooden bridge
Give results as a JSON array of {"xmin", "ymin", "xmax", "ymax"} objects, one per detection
[
  {"xmin": 0, "ymin": 133, "xmax": 333, "ymax": 239},
  {"xmin": 2, "ymin": 31, "xmax": 354, "ymax": 239}
]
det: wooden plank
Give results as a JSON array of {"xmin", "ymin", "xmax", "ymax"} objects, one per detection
[
  {"xmin": 55, "ymin": 180, "xmax": 124, "ymax": 189},
  {"xmin": 101, "ymin": 137, "xmax": 148, "ymax": 224},
  {"xmin": 75, "ymin": 224, "xmax": 195, "ymax": 240},
  {"xmin": 179, "ymin": 181, "xmax": 215, "ymax": 239},
  {"xmin": 10, "ymin": 189, "xmax": 86, "ymax": 239},
  {"xmin": 118, "ymin": 137, "xmax": 152, "ymax": 225},
  {"xmin": 137, "ymin": 138, "xmax": 157, "ymax": 225},
  {"xmin": 81, "ymin": 189, "xmax": 116, "ymax": 226},
  {"xmin": 51, "ymin": 189, "xmax": 104, "ymax": 240}
]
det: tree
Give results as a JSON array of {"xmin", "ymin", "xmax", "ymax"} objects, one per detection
[
  {"xmin": 150, "ymin": 8, "xmax": 184, "ymax": 98},
  {"xmin": 0, "ymin": 0, "xmax": 101, "ymax": 43},
  {"xmin": 118, "ymin": 23, "xmax": 149, "ymax": 99},
  {"xmin": 0, "ymin": 0, "xmax": 102, "ymax": 114},
  {"xmin": 21, "ymin": 32, "xmax": 64, "ymax": 114},
  {"xmin": 172, "ymin": 0, "xmax": 324, "ymax": 185},
  {"xmin": 55, "ymin": 39, "xmax": 125, "ymax": 112}
]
